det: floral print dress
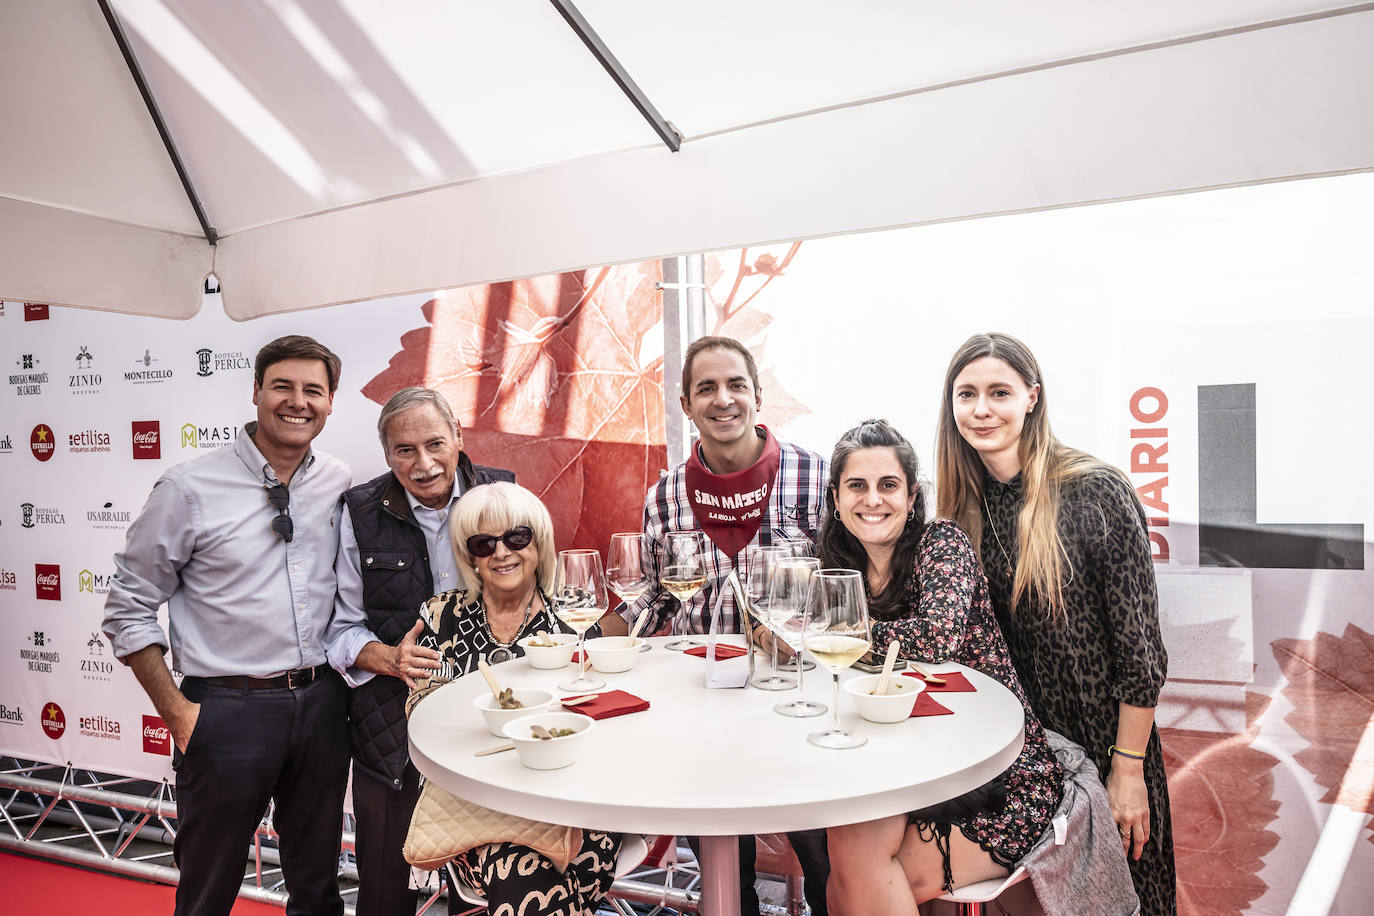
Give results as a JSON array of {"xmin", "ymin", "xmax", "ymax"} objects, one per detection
[{"xmin": 870, "ymin": 519, "xmax": 1064, "ymax": 869}]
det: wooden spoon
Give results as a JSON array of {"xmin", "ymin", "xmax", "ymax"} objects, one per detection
[
  {"xmin": 474, "ymin": 742, "xmax": 515, "ymax": 757},
  {"xmin": 626, "ymin": 610, "xmax": 650, "ymax": 646},
  {"xmin": 476, "ymin": 659, "xmax": 506, "ymax": 703},
  {"xmin": 561, "ymin": 694, "xmax": 600, "ymax": 707},
  {"xmin": 906, "ymin": 660, "xmax": 947, "ymax": 686},
  {"xmin": 872, "ymin": 640, "xmax": 901, "ymax": 696},
  {"xmin": 530, "ymin": 724, "xmax": 553, "ymax": 740}
]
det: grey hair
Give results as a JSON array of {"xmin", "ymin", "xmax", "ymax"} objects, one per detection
[{"xmin": 377, "ymin": 387, "xmax": 459, "ymax": 450}]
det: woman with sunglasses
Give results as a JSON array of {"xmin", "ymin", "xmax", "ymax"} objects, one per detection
[{"xmin": 402, "ymin": 481, "xmax": 622, "ymax": 916}]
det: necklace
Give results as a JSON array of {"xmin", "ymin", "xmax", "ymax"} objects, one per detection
[
  {"xmin": 479, "ymin": 589, "xmax": 535, "ymax": 664},
  {"xmin": 982, "ymin": 494, "xmax": 1015, "ymax": 579}
]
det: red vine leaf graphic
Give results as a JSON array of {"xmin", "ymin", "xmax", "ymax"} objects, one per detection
[
  {"xmin": 1273, "ymin": 623, "xmax": 1374, "ymax": 816},
  {"xmin": 703, "ymin": 243, "xmax": 810, "ymax": 429},
  {"xmin": 363, "ymin": 263, "xmax": 667, "ymax": 549},
  {"xmin": 1161, "ymin": 692, "xmax": 1282, "ymax": 916}
]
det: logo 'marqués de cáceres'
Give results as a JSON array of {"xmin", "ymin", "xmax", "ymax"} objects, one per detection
[
  {"xmin": 41, "ymin": 702, "xmax": 65, "ymax": 739},
  {"xmin": 30, "ymin": 424, "xmax": 55, "ymax": 461},
  {"xmin": 11, "ymin": 353, "xmax": 47, "ymax": 395},
  {"xmin": 132, "ymin": 421, "xmax": 160, "ymax": 459},
  {"xmin": 22, "ymin": 630, "xmax": 59, "ymax": 672},
  {"xmin": 35, "ymin": 564, "xmax": 61, "ymax": 600},
  {"xmin": 142, "ymin": 715, "xmax": 172, "ymax": 755}
]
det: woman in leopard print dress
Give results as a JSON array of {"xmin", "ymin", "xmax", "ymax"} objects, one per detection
[{"xmin": 936, "ymin": 333, "xmax": 1176, "ymax": 915}]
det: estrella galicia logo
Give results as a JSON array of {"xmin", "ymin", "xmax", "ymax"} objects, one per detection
[
  {"xmin": 30, "ymin": 424, "xmax": 55, "ymax": 461},
  {"xmin": 41, "ymin": 702, "xmax": 65, "ymax": 739}
]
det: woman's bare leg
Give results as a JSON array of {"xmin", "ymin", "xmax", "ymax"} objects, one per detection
[
  {"xmin": 826, "ymin": 815, "xmax": 917, "ymax": 916},
  {"xmin": 828, "ymin": 818, "xmax": 1010, "ymax": 913}
]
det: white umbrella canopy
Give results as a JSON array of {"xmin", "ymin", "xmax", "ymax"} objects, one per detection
[{"xmin": 2, "ymin": 0, "xmax": 1371, "ymax": 320}]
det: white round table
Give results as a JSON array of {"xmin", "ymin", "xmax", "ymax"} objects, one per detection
[{"xmin": 408, "ymin": 637, "xmax": 1025, "ymax": 916}]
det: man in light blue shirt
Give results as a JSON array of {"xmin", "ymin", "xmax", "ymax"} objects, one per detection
[
  {"xmin": 103, "ymin": 335, "xmax": 352, "ymax": 916},
  {"xmin": 325, "ymin": 387, "xmax": 512, "ymax": 916}
]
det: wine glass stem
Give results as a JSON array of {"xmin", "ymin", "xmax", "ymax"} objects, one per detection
[
  {"xmin": 577, "ymin": 630, "xmax": 588, "ymax": 680},
  {"xmin": 830, "ymin": 674, "xmax": 841, "ymax": 732},
  {"xmin": 769, "ymin": 639, "xmax": 779, "ymax": 679},
  {"xmin": 795, "ymin": 649, "xmax": 806, "ymax": 697}
]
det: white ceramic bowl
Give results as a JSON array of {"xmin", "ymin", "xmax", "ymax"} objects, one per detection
[
  {"xmin": 516, "ymin": 633, "xmax": 578, "ymax": 669},
  {"xmin": 583, "ymin": 636, "xmax": 641, "ymax": 673},
  {"xmin": 472, "ymin": 688, "xmax": 555, "ymax": 737},
  {"xmin": 843, "ymin": 673, "xmax": 923, "ymax": 723},
  {"xmin": 502, "ymin": 712, "xmax": 594, "ymax": 769}
]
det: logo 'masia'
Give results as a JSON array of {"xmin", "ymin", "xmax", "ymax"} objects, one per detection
[
  {"xmin": 142, "ymin": 715, "xmax": 172, "ymax": 755},
  {"xmin": 35, "ymin": 564, "xmax": 61, "ymax": 600},
  {"xmin": 41, "ymin": 702, "xmax": 65, "ymax": 739},
  {"xmin": 131, "ymin": 421, "xmax": 160, "ymax": 459},
  {"xmin": 30, "ymin": 424, "xmax": 55, "ymax": 461}
]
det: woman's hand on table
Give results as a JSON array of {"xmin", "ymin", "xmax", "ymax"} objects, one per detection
[{"xmin": 396, "ymin": 619, "xmax": 442, "ymax": 689}]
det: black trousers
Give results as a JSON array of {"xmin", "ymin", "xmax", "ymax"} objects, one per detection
[
  {"xmin": 687, "ymin": 829, "xmax": 829, "ymax": 916},
  {"xmin": 175, "ymin": 672, "xmax": 350, "ymax": 916},
  {"xmin": 350, "ymin": 761, "xmax": 423, "ymax": 916}
]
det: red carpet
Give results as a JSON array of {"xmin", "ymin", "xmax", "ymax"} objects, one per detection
[{"xmin": 0, "ymin": 852, "xmax": 284, "ymax": 916}]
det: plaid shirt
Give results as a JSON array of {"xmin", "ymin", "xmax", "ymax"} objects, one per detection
[{"xmin": 622, "ymin": 437, "xmax": 828, "ymax": 636}]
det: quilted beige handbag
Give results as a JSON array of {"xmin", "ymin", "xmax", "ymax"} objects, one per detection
[{"xmin": 402, "ymin": 779, "xmax": 582, "ymax": 872}]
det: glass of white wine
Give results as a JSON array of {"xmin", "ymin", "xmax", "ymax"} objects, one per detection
[
  {"xmin": 660, "ymin": 530, "xmax": 707, "ymax": 651},
  {"xmin": 773, "ymin": 538, "xmax": 817, "ymax": 674},
  {"xmin": 767, "ymin": 556, "xmax": 826, "ymax": 717},
  {"xmin": 806, "ymin": 569, "xmax": 872, "ymax": 749},
  {"xmin": 553, "ymin": 548, "xmax": 607, "ymax": 692},
  {"xmin": 607, "ymin": 532, "xmax": 652, "ymax": 652},
  {"xmin": 745, "ymin": 544, "xmax": 793, "ymax": 690}
]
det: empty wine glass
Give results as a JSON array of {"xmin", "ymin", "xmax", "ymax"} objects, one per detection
[
  {"xmin": 553, "ymin": 548, "xmax": 607, "ymax": 692},
  {"xmin": 767, "ymin": 556, "xmax": 826, "ymax": 717},
  {"xmin": 745, "ymin": 545, "xmax": 793, "ymax": 690},
  {"xmin": 660, "ymin": 531, "xmax": 707, "ymax": 651},
  {"xmin": 773, "ymin": 538, "xmax": 817, "ymax": 674},
  {"xmin": 806, "ymin": 569, "xmax": 872, "ymax": 749},
  {"xmin": 607, "ymin": 532, "xmax": 652, "ymax": 650}
]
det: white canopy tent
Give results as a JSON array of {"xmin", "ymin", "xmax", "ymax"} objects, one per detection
[{"xmin": 3, "ymin": 0, "xmax": 1372, "ymax": 320}]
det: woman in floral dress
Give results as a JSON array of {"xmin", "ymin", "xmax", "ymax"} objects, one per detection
[{"xmin": 819, "ymin": 420, "xmax": 1063, "ymax": 915}]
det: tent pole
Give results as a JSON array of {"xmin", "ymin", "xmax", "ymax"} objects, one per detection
[
  {"xmin": 548, "ymin": 0, "xmax": 682, "ymax": 152},
  {"xmin": 97, "ymin": 0, "xmax": 219, "ymax": 245}
]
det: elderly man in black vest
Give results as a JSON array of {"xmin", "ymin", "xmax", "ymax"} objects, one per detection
[{"xmin": 326, "ymin": 387, "xmax": 514, "ymax": 916}]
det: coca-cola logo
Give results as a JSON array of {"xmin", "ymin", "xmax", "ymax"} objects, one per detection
[
  {"xmin": 30, "ymin": 424, "xmax": 55, "ymax": 461},
  {"xmin": 25, "ymin": 303, "xmax": 50, "ymax": 321},
  {"xmin": 142, "ymin": 715, "xmax": 171, "ymax": 755},
  {"xmin": 131, "ymin": 420, "xmax": 160, "ymax": 459},
  {"xmin": 41, "ymin": 702, "xmax": 65, "ymax": 739},
  {"xmin": 35, "ymin": 563, "xmax": 61, "ymax": 600}
]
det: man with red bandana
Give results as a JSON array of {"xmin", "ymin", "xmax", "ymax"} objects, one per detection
[{"xmin": 605, "ymin": 335, "xmax": 831, "ymax": 915}]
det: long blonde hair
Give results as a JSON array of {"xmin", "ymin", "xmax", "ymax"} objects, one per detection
[{"xmin": 936, "ymin": 332, "xmax": 1118, "ymax": 620}]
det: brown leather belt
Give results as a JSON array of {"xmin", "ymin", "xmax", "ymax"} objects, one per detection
[{"xmin": 190, "ymin": 664, "xmax": 330, "ymax": 690}]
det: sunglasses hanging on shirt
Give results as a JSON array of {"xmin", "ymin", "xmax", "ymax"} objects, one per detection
[
  {"xmin": 266, "ymin": 483, "xmax": 293, "ymax": 543},
  {"xmin": 466, "ymin": 525, "xmax": 534, "ymax": 558}
]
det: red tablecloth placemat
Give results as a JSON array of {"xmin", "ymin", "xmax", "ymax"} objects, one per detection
[
  {"xmin": 560, "ymin": 689, "xmax": 650, "ymax": 720},
  {"xmin": 903, "ymin": 670, "xmax": 976, "ymax": 693},
  {"xmin": 684, "ymin": 643, "xmax": 749, "ymax": 659},
  {"xmin": 910, "ymin": 692, "xmax": 954, "ymax": 717}
]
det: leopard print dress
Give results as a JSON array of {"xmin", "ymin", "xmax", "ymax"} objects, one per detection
[{"xmin": 982, "ymin": 468, "xmax": 1177, "ymax": 916}]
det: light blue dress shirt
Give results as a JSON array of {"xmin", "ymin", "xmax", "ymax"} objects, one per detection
[
  {"xmin": 102, "ymin": 422, "xmax": 351, "ymax": 678},
  {"xmin": 326, "ymin": 486, "xmax": 462, "ymax": 687}
]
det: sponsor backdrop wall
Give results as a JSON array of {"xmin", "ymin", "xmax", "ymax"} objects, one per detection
[{"xmin": 3, "ymin": 173, "xmax": 1371, "ymax": 914}]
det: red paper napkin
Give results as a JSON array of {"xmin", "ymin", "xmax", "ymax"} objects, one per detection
[
  {"xmin": 909, "ymin": 692, "xmax": 954, "ymax": 717},
  {"xmin": 684, "ymin": 644, "xmax": 750, "ymax": 659},
  {"xmin": 560, "ymin": 689, "xmax": 649, "ymax": 720},
  {"xmin": 903, "ymin": 670, "xmax": 976, "ymax": 693}
]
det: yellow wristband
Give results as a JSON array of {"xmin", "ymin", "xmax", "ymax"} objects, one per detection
[{"xmin": 1110, "ymin": 744, "xmax": 1146, "ymax": 760}]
